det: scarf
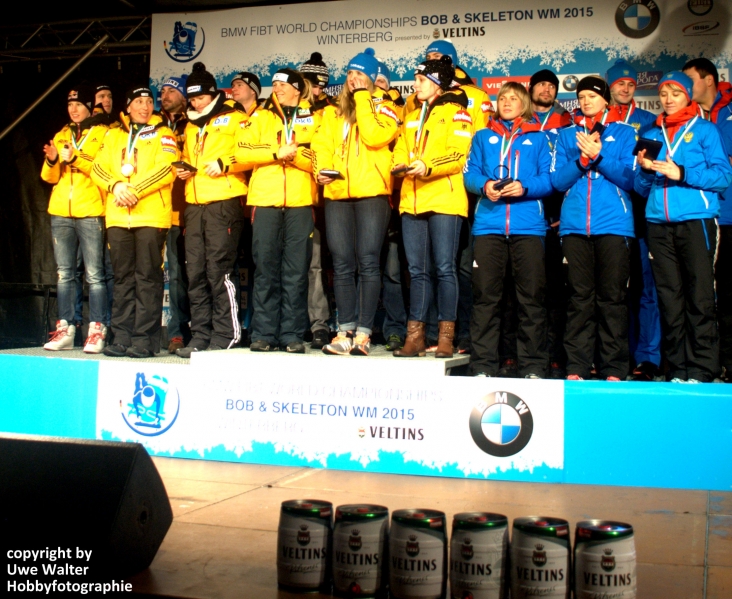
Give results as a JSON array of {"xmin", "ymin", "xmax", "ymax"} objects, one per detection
[{"xmin": 656, "ymin": 101, "xmax": 699, "ymax": 142}]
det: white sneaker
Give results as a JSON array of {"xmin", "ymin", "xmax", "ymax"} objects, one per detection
[
  {"xmin": 44, "ymin": 320, "xmax": 75, "ymax": 351},
  {"xmin": 83, "ymin": 322, "xmax": 107, "ymax": 354}
]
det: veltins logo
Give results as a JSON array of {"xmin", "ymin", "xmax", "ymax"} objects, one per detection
[
  {"xmin": 121, "ymin": 372, "xmax": 180, "ymax": 436},
  {"xmin": 469, "ymin": 391, "xmax": 533, "ymax": 457},
  {"xmin": 615, "ymin": 0, "xmax": 660, "ymax": 39},
  {"xmin": 164, "ymin": 21, "xmax": 205, "ymax": 63}
]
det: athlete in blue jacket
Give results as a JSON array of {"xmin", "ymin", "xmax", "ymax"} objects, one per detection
[
  {"xmin": 635, "ymin": 71, "xmax": 732, "ymax": 382},
  {"xmin": 464, "ymin": 82, "xmax": 553, "ymax": 378},
  {"xmin": 550, "ymin": 76, "xmax": 637, "ymax": 381}
]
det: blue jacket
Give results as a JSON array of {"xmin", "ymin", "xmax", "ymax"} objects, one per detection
[
  {"xmin": 712, "ymin": 98, "xmax": 732, "ymax": 225},
  {"xmin": 550, "ymin": 118, "xmax": 637, "ymax": 237},
  {"xmin": 464, "ymin": 121, "xmax": 553, "ymax": 236},
  {"xmin": 633, "ymin": 117, "xmax": 732, "ymax": 224},
  {"xmin": 620, "ymin": 101, "xmax": 656, "ymax": 137}
]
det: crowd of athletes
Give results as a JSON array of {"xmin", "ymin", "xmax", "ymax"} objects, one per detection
[{"xmin": 40, "ymin": 41, "xmax": 732, "ymax": 383}]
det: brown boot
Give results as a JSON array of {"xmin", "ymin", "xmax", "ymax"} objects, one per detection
[
  {"xmin": 435, "ymin": 321, "xmax": 455, "ymax": 358},
  {"xmin": 393, "ymin": 321, "xmax": 426, "ymax": 357}
]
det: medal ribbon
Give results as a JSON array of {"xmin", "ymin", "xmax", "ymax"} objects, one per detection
[{"xmin": 661, "ymin": 115, "xmax": 698, "ymax": 159}]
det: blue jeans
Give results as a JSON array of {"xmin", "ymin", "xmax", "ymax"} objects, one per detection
[
  {"xmin": 381, "ymin": 208, "xmax": 407, "ymax": 338},
  {"xmin": 166, "ymin": 225, "xmax": 190, "ymax": 339},
  {"xmin": 50, "ymin": 216, "xmax": 107, "ymax": 324},
  {"xmin": 402, "ymin": 213, "xmax": 463, "ymax": 322},
  {"xmin": 325, "ymin": 196, "xmax": 391, "ymax": 335}
]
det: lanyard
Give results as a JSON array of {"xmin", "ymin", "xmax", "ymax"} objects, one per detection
[
  {"xmin": 622, "ymin": 102, "xmax": 634, "ymax": 124},
  {"xmin": 500, "ymin": 126, "xmax": 520, "ymax": 167},
  {"xmin": 70, "ymin": 127, "xmax": 91, "ymax": 151},
  {"xmin": 126, "ymin": 125, "xmax": 145, "ymax": 161},
  {"xmin": 195, "ymin": 124, "xmax": 207, "ymax": 156},
  {"xmin": 283, "ymin": 110, "xmax": 296, "ymax": 144},
  {"xmin": 583, "ymin": 109, "xmax": 608, "ymax": 135},
  {"xmin": 661, "ymin": 116, "xmax": 698, "ymax": 158},
  {"xmin": 537, "ymin": 108, "xmax": 553, "ymax": 131}
]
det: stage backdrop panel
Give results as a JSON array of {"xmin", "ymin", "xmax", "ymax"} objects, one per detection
[{"xmin": 150, "ymin": 0, "xmax": 731, "ymax": 114}]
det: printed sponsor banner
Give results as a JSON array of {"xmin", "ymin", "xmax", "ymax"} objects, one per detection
[
  {"xmin": 96, "ymin": 361, "xmax": 564, "ymax": 481},
  {"xmin": 151, "ymin": 0, "xmax": 730, "ymax": 112}
]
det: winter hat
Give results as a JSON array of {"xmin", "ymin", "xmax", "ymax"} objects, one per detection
[
  {"xmin": 576, "ymin": 76, "xmax": 611, "ymax": 103},
  {"xmin": 529, "ymin": 69, "xmax": 559, "ymax": 92},
  {"xmin": 186, "ymin": 62, "xmax": 217, "ymax": 98},
  {"xmin": 231, "ymin": 72, "xmax": 261, "ymax": 97},
  {"xmin": 125, "ymin": 86, "xmax": 153, "ymax": 106},
  {"xmin": 415, "ymin": 55, "xmax": 455, "ymax": 91},
  {"xmin": 376, "ymin": 61, "xmax": 391, "ymax": 87},
  {"xmin": 161, "ymin": 75, "xmax": 188, "ymax": 96},
  {"xmin": 658, "ymin": 71, "xmax": 693, "ymax": 101},
  {"xmin": 425, "ymin": 39, "xmax": 458, "ymax": 65},
  {"xmin": 273, "ymin": 68, "xmax": 305, "ymax": 92},
  {"xmin": 67, "ymin": 83, "xmax": 95, "ymax": 111},
  {"xmin": 299, "ymin": 52, "xmax": 329, "ymax": 87},
  {"xmin": 347, "ymin": 48, "xmax": 379, "ymax": 83},
  {"xmin": 606, "ymin": 59, "xmax": 637, "ymax": 87}
]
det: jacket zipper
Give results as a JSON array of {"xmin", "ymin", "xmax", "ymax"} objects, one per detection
[
  {"xmin": 586, "ymin": 174, "xmax": 592, "ymax": 236},
  {"xmin": 346, "ymin": 126, "xmax": 352, "ymax": 198},
  {"xmin": 506, "ymin": 150, "xmax": 519, "ymax": 236},
  {"xmin": 663, "ymin": 179, "xmax": 669, "ymax": 222}
]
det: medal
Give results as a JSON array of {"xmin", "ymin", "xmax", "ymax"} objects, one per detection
[{"xmin": 121, "ymin": 163, "xmax": 134, "ymax": 177}]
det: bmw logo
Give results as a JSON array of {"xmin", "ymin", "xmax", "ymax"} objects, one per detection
[
  {"xmin": 563, "ymin": 75, "xmax": 579, "ymax": 92},
  {"xmin": 469, "ymin": 392, "xmax": 533, "ymax": 457},
  {"xmin": 615, "ymin": 0, "xmax": 661, "ymax": 39}
]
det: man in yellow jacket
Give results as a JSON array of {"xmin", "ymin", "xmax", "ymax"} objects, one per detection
[
  {"xmin": 42, "ymin": 84, "xmax": 109, "ymax": 353},
  {"xmin": 91, "ymin": 86, "xmax": 177, "ymax": 357},
  {"xmin": 175, "ymin": 62, "xmax": 249, "ymax": 357}
]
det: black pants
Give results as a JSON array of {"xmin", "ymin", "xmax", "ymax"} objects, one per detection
[
  {"xmin": 251, "ymin": 206, "xmax": 313, "ymax": 346},
  {"xmin": 563, "ymin": 234, "xmax": 630, "ymax": 379},
  {"xmin": 470, "ymin": 235, "xmax": 548, "ymax": 377},
  {"xmin": 545, "ymin": 225, "xmax": 568, "ymax": 365},
  {"xmin": 185, "ymin": 198, "xmax": 244, "ymax": 348},
  {"xmin": 716, "ymin": 224, "xmax": 732, "ymax": 371},
  {"xmin": 107, "ymin": 226, "xmax": 167, "ymax": 352},
  {"xmin": 648, "ymin": 220, "xmax": 719, "ymax": 381}
]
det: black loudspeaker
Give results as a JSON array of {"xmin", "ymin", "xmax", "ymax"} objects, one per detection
[
  {"xmin": 0, "ymin": 434, "xmax": 173, "ymax": 578},
  {"xmin": 0, "ymin": 283, "xmax": 51, "ymax": 348}
]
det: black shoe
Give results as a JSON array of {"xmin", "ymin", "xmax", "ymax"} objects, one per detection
[
  {"xmin": 206, "ymin": 342, "xmax": 227, "ymax": 351},
  {"xmin": 126, "ymin": 346, "xmax": 154, "ymax": 359},
  {"xmin": 457, "ymin": 338, "xmax": 471, "ymax": 354},
  {"xmin": 629, "ymin": 361, "xmax": 659, "ymax": 382},
  {"xmin": 548, "ymin": 362, "xmax": 566, "ymax": 380},
  {"xmin": 285, "ymin": 341, "xmax": 306, "ymax": 354},
  {"xmin": 310, "ymin": 329, "xmax": 330, "ymax": 350},
  {"xmin": 103, "ymin": 343, "xmax": 128, "ymax": 357},
  {"xmin": 721, "ymin": 366, "xmax": 732, "ymax": 383},
  {"xmin": 176, "ymin": 339, "xmax": 208, "ymax": 359},
  {"xmin": 250, "ymin": 339, "xmax": 275, "ymax": 352},
  {"xmin": 385, "ymin": 334, "xmax": 404, "ymax": 352},
  {"xmin": 497, "ymin": 359, "xmax": 519, "ymax": 378}
]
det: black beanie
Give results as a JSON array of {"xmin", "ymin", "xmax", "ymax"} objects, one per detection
[
  {"xmin": 273, "ymin": 68, "xmax": 305, "ymax": 92},
  {"xmin": 231, "ymin": 72, "xmax": 261, "ymax": 97},
  {"xmin": 186, "ymin": 62, "xmax": 217, "ymax": 98},
  {"xmin": 576, "ymin": 76, "xmax": 611, "ymax": 103},
  {"xmin": 125, "ymin": 86, "xmax": 153, "ymax": 106},
  {"xmin": 529, "ymin": 69, "xmax": 559, "ymax": 92},
  {"xmin": 415, "ymin": 55, "xmax": 455, "ymax": 91},
  {"xmin": 300, "ymin": 52, "xmax": 329, "ymax": 87},
  {"xmin": 67, "ymin": 83, "xmax": 95, "ymax": 111}
]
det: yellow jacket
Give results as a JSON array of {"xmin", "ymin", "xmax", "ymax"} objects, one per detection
[
  {"xmin": 312, "ymin": 89, "xmax": 400, "ymax": 201},
  {"xmin": 182, "ymin": 95, "xmax": 249, "ymax": 205},
  {"xmin": 394, "ymin": 93, "xmax": 473, "ymax": 217},
  {"xmin": 235, "ymin": 96, "xmax": 319, "ymax": 208},
  {"xmin": 91, "ymin": 114, "xmax": 177, "ymax": 229},
  {"xmin": 159, "ymin": 109, "xmax": 188, "ymax": 226},
  {"xmin": 41, "ymin": 122, "xmax": 108, "ymax": 217}
]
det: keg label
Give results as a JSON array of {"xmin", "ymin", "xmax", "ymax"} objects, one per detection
[
  {"xmin": 277, "ymin": 513, "xmax": 329, "ymax": 588},
  {"xmin": 511, "ymin": 531, "xmax": 569, "ymax": 598},
  {"xmin": 333, "ymin": 518, "xmax": 387, "ymax": 595},
  {"xmin": 575, "ymin": 541, "xmax": 636, "ymax": 598},
  {"xmin": 390, "ymin": 522, "xmax": 445, "ymax": 598},
  {"xmin": 450, "ymin": 528, "xmax": 507, "ymax": 599}
]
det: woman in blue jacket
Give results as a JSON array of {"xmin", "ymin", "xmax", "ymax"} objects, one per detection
[
  {"xmin": 635, "ymin": 71, "xmax": 732, "ymax": 382},
  {"xmin": 550, "ymin": 76, "xmax": 637, "ymax": 381},
  {"xmin": 464, "ymin": 82, "xmax": 553, "ymax": 377}
]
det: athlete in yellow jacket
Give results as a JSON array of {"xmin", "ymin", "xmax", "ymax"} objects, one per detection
[
  {"xmin": 41, "ymin": 84, "xmax": 110, "ymax": 354},
  {"xmin": 392, "ymin": 56, "xmax": 473, "ymax": 360},
  {"xmin": 91, "ymin": 86, "xmax": 177, "ymax": 358}
]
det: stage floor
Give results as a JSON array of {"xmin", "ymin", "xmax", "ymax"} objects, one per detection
[{"xmin": 128, "ymin": 457, "xmax": 732, "ymax": 599}]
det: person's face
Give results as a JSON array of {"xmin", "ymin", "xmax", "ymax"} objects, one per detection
[
  {"xmin": 659, "ymin": 86, "xmax": 690, "ymax": 116},
  {"xmin": 231, "ymin": 80, "xmax": 256, "ymax": 105},
  {"xmin": 531, "ymin": 80, "xmax": 557, "ymax": 109},
  {"xmin": 67, "ymin": 101, "xmax": 91, "ymax": 124},
  {"xmin": 189, "ymin": 94, "xmax": 214, "ymax": 112},
  {"xmin": 272, "ymin": 81, "xmax": 301, "ymax": 107},
  {"xmin": 425, "ymin": 51, "xmax": 442, "ymax": 61},
  {"xmin": 498, "ymin": 91, "xmax": 524, "ymax": 121},
  {"xmin": 578, "ymin": 90, "xmax": 607, "ymax": 118},
  {"xmin": 346, "ymin": 70, "xmax": 371, "ymax": 93},
  {"xmin": 95, "ymin": 90, "xmax": 113, "ymax": 114},
  {"xmin": 310, "ymin": 84, "xmax": 323, "ymax": 98},
  {"xmin": 683, "ymin": 67, "xmax": 713, "ymax": 103},
  {"xmin": 375, "ymin": 75, "xmax": 389, "ymax": 92},
  {"xmin": 414, "ymin": 74, "xmax": 441, "ymax": 102},
  {"xmin": 127, "ymin": 96, "xmax": 153, "ymax": 124},
  {"xmin": 610, "ymin": 79, "xmax": 636, "ymax": 105},
  {"xmin": 160, "ymin": 86, "xmax": 185, "ymax": 114}
]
